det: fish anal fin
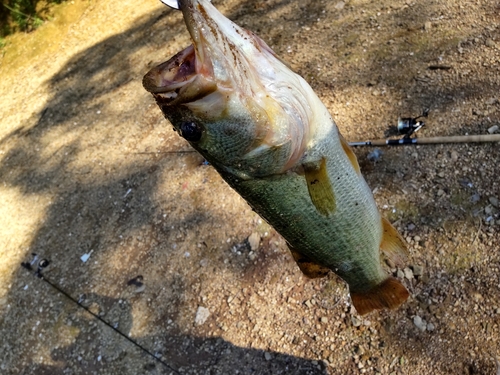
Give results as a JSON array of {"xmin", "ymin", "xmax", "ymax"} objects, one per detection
[
  {"xmin": 339, "ymin": 134, "xmax": 361, "ymax": 174},
  {"xmin": 380, "ymin": 217, "xmax": 409, "ymax": 268},
  {"xmin": 351, "ymin": 277, "xmax": 409, "ymax": 315},
  {"xmin": 289, "ymin": 248, "xmax": 330, "ymax": 279},
  {"xmin": 303, "ymin": 158, "xmax": 336, "ymax": 216}
]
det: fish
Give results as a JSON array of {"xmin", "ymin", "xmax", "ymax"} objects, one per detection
[{"xmin": 143, "ymin": 0, "xmax": 409, "ymax": 315}]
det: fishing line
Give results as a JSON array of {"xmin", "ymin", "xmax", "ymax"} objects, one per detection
[{"xmin": 20, "ymin": 255, "xmax": 180, "ymax": 375}]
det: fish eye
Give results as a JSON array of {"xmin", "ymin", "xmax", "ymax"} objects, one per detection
[{"xmin": 180, "ymin": 121, "xmax": 203, "ymax": 142}]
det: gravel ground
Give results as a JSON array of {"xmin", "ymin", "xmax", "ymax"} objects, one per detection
[{"xmin": 0, "ymin": 0, "xmax": 499, "ymax": 374}]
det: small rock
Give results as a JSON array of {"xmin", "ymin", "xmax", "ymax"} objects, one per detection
[
  {"xmin": 413, "ymin": 316, "xmax": 427, "ymax": 331},
  {"xmin": 248, "ymin": 232, "xmax": 261, "ymax": 251},
  {"xmin": 485, "ymin": 38, "xmax": 496, "ymax": 48},
  {"xmin": 412, "ymin": 265, "xmax": 424, "ymax": 277},
  {"xmin": 450, "ymin": 150, "xmax": 459, "ymax": 162},
  {"xmin": 470, "ymin": 193, "xmax": 481, "ymax": 203},
  {"xmin": 334, "ymin": 1, "xmax": 345, "ymax": 10},
  {"xmin": 194, "ymin": 306, "xmax": 210, "ymax": 325},
  {"xmin": 488, "ymin": 125, "xmax": 499, "ymax": 134},
  {"xmin": 413, "ymin": 235, "xmax": 421, "ymax": 243},
  {"xmin": 489, "ymin": 197, "xmax": 499, "ymax": 208},
  {"xmin": 437, "ymin": 172, "xmax": 445, "ymax": 178},
  {"xmin": 485, "ymin": 206, "xmax": 493, "ymax": 215},
  {"xmin": 134, "ymin": 284, "xmax": 146, "ymax": 293},
  {"xmin": 427, "ymin": 323, "xmax": 435, "ymax": 332},
  {"xmin": 321, "ymin": 317, "xmax": 328, "ymax": 324},
  {"xmin": 304, "ymin": 300, "xmax": 313, "ymax": 308},
  {"xmin": 367, "ymin": 148, "xmax": 383, "ymax": 162},
  {"xmin": 407, "ymin": 223, "xmax": 416, "ymax": 231},
  {"xmin": 355, "ymin": 345, "xmax": 365, "ymax": 355},
  {"xmin": 473, "ymin": 292, "xmax": 484, "ymax": 302},
  {"xmin": 351, "ymin": 316, "xmax": 362, "ymax": 327},
  {"xmin": 397, "ymin": 269, "xmax": 405, "ymax": 279},
  {"xmin": 437, "ymin": 189, "xmax": 445, "ymax": 197},
  {"xmin": 404, "ymin": 267, "xmax": 414, "ymax": 280},
  {"xmin": 424, "ymin": 21, "xmax": 432, "ymax": 31},
  {"xmin": 264, "ymin": 352, "xmax": 272, "ymax": 361}
]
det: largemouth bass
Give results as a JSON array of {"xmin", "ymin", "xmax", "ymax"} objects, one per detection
[{"xmin": 143, "ymin": 0, "xmax": 409, "ymax": 315}]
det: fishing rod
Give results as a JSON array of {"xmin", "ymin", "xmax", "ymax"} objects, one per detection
[
  {"xmin": 20, "ymin": 254, "xmax": 181, "ymax": 374},
  {"xmin": 349, "ymin": 133, "xmax": 500, "ymax": 147},
  {"xmin": 348, "ymin": 110, "xmax": 500, "ymax": 147}
]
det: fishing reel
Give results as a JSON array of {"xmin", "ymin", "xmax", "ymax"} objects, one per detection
[{"xmin": 397, "ymin": 109, "xmax": 429, "ymax": 138}]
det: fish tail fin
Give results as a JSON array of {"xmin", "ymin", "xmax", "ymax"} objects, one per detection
[{"xmin": 350, "ymin": 277, "xmax": 409, "ymax": 316}]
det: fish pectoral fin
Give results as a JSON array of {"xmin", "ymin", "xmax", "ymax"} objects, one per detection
[
  {"xmin": 289, "ymin": 247, "xmax": 330, "ymax": 279},
  {"xmin": 339, "ymin": 134, "xmax": 361, "ymax": 175},
  {"xmin": 303, "ymin": 158, "xmax": 336, "ymax": 216},
  {"xmin": 379, "ymin": 217, "xmax": 409, "ymax": 268},
  {"xmin": 350, "ymin": 277, "xmax": 409, "ymax": 315}
]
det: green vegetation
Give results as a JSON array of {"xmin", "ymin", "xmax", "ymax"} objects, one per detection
[{"xmin": 1, "ymin": 0, "xmax": 64, "ymax": 36}]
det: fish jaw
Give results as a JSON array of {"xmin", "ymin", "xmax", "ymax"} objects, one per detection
[{"xmin": 143, "ymin": 0, "xmax": 325, "ymax": 177}]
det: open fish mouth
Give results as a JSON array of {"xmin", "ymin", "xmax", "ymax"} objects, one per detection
[
  {"xmin": 142, "ymin": 45, "xmax": 196, "ymax": 95},
  {"xmin": 142, "ymin": 0, "xmax": 233, "ymax": 105}
]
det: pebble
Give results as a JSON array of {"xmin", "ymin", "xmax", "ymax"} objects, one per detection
[
  {"xmin": 489, "ymin": 197, "xmax": 499, "ymax": 208},
  {"xmin": 321, "ymin": 317, "xmax": 328, "ymax": 324},
  {"xmin": 397, "ymin": 269, "xmax": 405, "ymax": 279},
  {"xmin": 451, "ymin": 150, "xmax": 459, "ymax": 162},
  {"xmin": 471, "ymin": 193, "xmax": 481, "ymax": 203},
  {"xmin": 412, "ymin": 265, "xmax": 424, "ymax": 277},
  {"xmin": 352, "ymin": 316, "xmax": 362, "ymax": 327},
  {"xmin": 248, "ymin": 233, "xmax": 261, "ymax": 251},
  {"xmin": 437, "ymin": 172, "xmax": 445, "ymax": 178},
  {"xmin": 413, "ymin": 316, "xmax": 427, "ymax": 331},
  {"xmin": 335, "ymin": 1, "xmax": 345, "ymax": 10},
  {"xmin": 404, "ymin": 267, "xmax": 414, "ymax": 280},
  {"xmin": 367, "ymin": 148, "xmax": 383, "ymax": 162},
  {"xmin": 424, "ymin": 21, "xmax": 432, "ymax": 31},
  {"xmin": 437, "ymin": 189, "xmax": 445, "ymax": 197},
  {"xmin": 264, "ymin": 352, "xmax": 272, "ymax": 361},
  {"xmin": 485, "ymin": 38, "xmax": 496, "ymax": 48},
  {"xmin": 194, "ymin": 306, "xmax": 210, "ymax": 325},
  {"xmin": 488, "ymin": 125, "xmax": 499, "ymax": 134},
  {"xmin": 427, "ymin": 323, "xmax": 435, "ymax": 332},
  {"xmin": 407, "ymin": 223, "xmax": 416, "ymax": 231}
]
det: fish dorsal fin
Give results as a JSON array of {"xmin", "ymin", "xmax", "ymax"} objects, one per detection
[
  {"xmin": 339, "ymin": 134, "xmax": 361, "ymax": 174},
  {"xmin": 303, "ymin": 157, "xmax": 336, "ymax": 216},
  {"xmin": 350, "ymin": 277, "xmax": 409, "ymax": 315},
  {"xmin": 289, "ymin": 246, "xmax": 330, "ymax": 279},
  {"xmin": 380, "ymin": 217, "xmax": 409, "ymax": 268}
]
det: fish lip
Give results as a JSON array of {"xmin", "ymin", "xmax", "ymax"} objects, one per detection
[{"xmin": 142, "ymin": 45, "xmax": 197, "ymax": 95}]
